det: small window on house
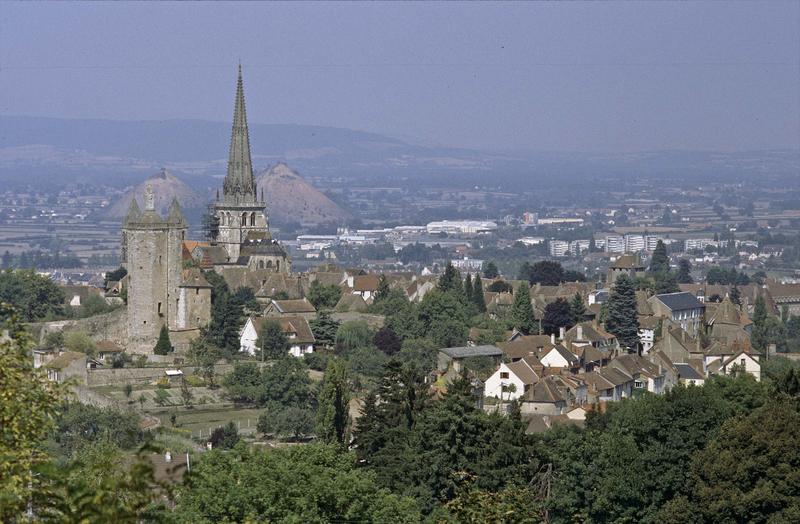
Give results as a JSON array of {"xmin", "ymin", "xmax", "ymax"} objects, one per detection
[
  {"xmin": 500, "ymin": 372, "xmax": 509, "ymax": 379},
  {"xmin": 196, "ymin": 288, "xmax": 199, "ymax": 295},
  {"xmin": 740, "ymin": 358, "xmax": 746, "ymax": 366}
]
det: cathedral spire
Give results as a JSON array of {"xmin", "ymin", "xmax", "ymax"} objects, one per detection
[{"xmin": 223, "ymin": 64, "xmax": 256, "ymax": 202}]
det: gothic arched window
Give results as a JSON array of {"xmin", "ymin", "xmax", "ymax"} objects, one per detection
[{"xmin": 250, "ymin": 212, "xmax": 256, "ymax": 226}]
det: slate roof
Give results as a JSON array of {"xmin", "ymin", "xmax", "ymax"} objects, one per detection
[
  {"xmin": 653, "ymin": 292, "xmax": 705, "ymax": 311},
  {"xmin": 271, "ymin": 298, "xmax": 316, "ymax": 314},
  {"xmin": 675, "ymin": 363, "xmax": 704, "ymax": 381},
  {"xmin": 439, "ymin": 345, "xmax": 503, "ymax": 359}
]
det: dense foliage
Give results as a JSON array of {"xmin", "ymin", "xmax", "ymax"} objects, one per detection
[{"xmin": 0, "ymin": 269, "xmax": 65, "ymax": 321}]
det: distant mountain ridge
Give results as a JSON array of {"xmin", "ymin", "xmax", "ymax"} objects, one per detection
[{"xmin": 1, "ymin": 115, "xmax": 798, "ymax": 189}]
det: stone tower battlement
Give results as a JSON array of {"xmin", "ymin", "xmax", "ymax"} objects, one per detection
[{"xmin": 122, "ymin": 186, "xmax": 190, "ymax": 354}]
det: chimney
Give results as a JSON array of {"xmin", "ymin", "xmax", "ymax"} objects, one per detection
[
  {"xmin": 559, "ymin": 327, "xmax": 566, "ymax": 341},
  {"xmin": 550, "ymin": 333, "xmax": 555, "ymax": 345},
  {"xmin": 577, "ymin": 325, "xmax": 584, "ymax": 340},
  {"xmin": 165, "ymin": 451, "xmax": 172, "ymax": 463}
]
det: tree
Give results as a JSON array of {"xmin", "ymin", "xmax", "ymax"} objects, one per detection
[
  {"xmin": 649, "ymin": 240, "xmax": 670, "ymax": 273},
  {"xmin": 209, "ymin": 421, "xmax": 240, "ymax": 449},
  {"xmin": 0, "ymin": 269, "xmax": 65, "ymax": 321},
  {"xmin": 543, "ymin": 298, "xmax": 574, "ymax": 335},
  {"xmin": 483, "ymin": 261, "xmax": 499, "ymax": 279},
  {"xmin": 687, "ymin": 400, "xmax": 800, "ymax": 523},
  {"xmin": 374, "ymin": 275, "xmax": 391, "ymax": 303},
  {"xmin": 604, "ymin": 274, "xmax": 640, "ymax": 350},
  {"xmin": 65, "ymin": 330, "xmax": 97, "ymax": 356},
  {"xmin": 487, "ymin": 280, "xmax": 513, "ymax": 293},
  {"xmin": 315, "ymin": 359, "xmax": 351, "ymax": 446},
  {"xmin": 570, "ymin": 292, "xmax": 586, "ymax": 324},
  {"xmin": 153, "ymin": 324, "xmax": 173, "ymax": 355},
  {"xmin": 438, "ymin": 262, "xmax": 462, "ymax": 294},
  {"xmin": 259, "ymin": 356, "xmax": 312, "ymax": 407},
  {"xmin": 187, "ymin": 337, "xmax": 220, "ymax": 388},
  {"xmin": 335, "ymin": 320, "xmax": 373, "ymax": 354},
  {"xmin": 173, "ymin": 444, "xmax": 421, "ymax": 523},
  {"xmin": 472, "ymin": 276, "xmax": 486, "ymax": 313},
  {"xmin": 654, "ymin": 270, "xmax": 680, "ymax": 294},
  {"xmin": 510, "ymin": 284, "xmax": 536, "ymax": 334},
  {"xmin": 307, "ymin": 280, "xmax": 342, "ymax": 310},
  {"xmin": 373, "ymin": 325, "xmax": 402, "ymax": 355},
  {"xmin": 0, "ymin": 305, "xmax": 67, "ymax": 517},
  {"xmin": 729, "ymin": 284, "xmax": 742, "ymax": 305},
  {"xmin": 309, "ymin": 311, "xmax": 340, "ymax": 349},
  {"xmin": 123, "ymin": 384, "xmax": 133, "ymax": 402},
  {"xmin": 463, "ymin": 273, "xmax": 474, "ymax": 305},
  {"xmin": 529, "ymin": 261, "xmax": 566, "ymax": 285},
  {"xmin": 257, "ymin": 318, "xmax": 289, "ymax": 360},
  {"xmin": 258, "ymin": 405, "xmax": 315, "ymax": 440},
  {"xmin": 180, "ymin": 378, "xmax": 194, "ymax": 407},
  {"xmin": 418, "ymin": 289, "xmax": 469, "ymax": 345},
  {"xmin": 676, "ymin": 259, "xmax": 693, "ymax": 284},
  {"xmin": 222, "ymin": 362, "xmax": 263, "ymax": 403}
]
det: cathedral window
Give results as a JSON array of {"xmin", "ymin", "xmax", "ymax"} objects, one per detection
[{"xmin": 250, "ymin": 212, "xmax": 256, "ymax": 226}]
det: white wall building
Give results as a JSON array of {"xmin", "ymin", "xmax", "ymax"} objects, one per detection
[{"xmin": 426, "ymin": 220, "xmax": 498, "ymax": 235}]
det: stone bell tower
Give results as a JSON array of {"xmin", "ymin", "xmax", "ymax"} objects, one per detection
[{"xmin": 211, "ymin": 65, "xmax": 270, "ymax": 262}]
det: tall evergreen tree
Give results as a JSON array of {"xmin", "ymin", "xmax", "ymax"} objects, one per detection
[
  {"xmin": 153, "ymin": 325, "xmax": 172, "ymax": 355},
  {"xmin": 472, "ymin": 276, "xmax": 487, "ymax": 313},
  {"xmin": 751, "ymin": 295, "xmax": 768, "ymax": 351},
  {"xmin": 374, "ymin": 275, "xmax": 391, "ymax": 303},
  {"xmin": 570, "ymin": 292, "xmax": 587, "ymax": 324},
  {"xmin": 463, "ymin": 273, "xmax": 474, "ymax": 305},
  {"xmin": 510, "ymin": 284, "xmax": 536, "ymax": 335},
  {"xmin": 483, "ymin": 261, "xmax": 499, "ymax": 279},
  {"xmin": 649, "ymin": 240, "xmax": 670, "ymax": 274},
  {"xmin": 438, "ymin": 262, "xmax": 462, "ymax": 295},
  {"xmin": 676, "ymin": 258, "xmax": 693, "ymax": 284},
  {"xmin": 729, "ymin": 284, "xmax": 742, "ymax": 306},
  {"xmin": 604, "ymin": 274, "xmax": 640, "ymax": 351},
  {"xmin": 315, "ymin": 359, "xmax": 351, "ymax": 446}
]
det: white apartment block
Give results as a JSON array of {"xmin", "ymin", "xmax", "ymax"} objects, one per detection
[
  {"xmin": 549, "ymin": 240, "xmax": 570, "ymax": 257},
  {"xmin": 605, "ymin": 235, "xmax": 625, "ymax": 253}
]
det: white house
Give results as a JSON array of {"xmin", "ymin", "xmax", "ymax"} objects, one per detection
[
  {"xmin": 240, "ymin": 315, "xmax": 316, "ymax": 358},
  {"xmin": 484, "ymin": 358, "xmax": 540, "ymax": 401},
  {"xmin": 719, "ymin": 350, "xmax": 761, "ymax": 381},
  {"xmin": 538, "ymin": 344, "xmax": 580, "ymax": 369}
]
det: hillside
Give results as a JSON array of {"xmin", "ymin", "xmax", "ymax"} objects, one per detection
[
  {"xmin": 104, "ymin": 169, "xmax": 207, "ymax": 219},
  {"xmin": 256, "ymin": 163, "xmax": 351, "ymax": 225}
]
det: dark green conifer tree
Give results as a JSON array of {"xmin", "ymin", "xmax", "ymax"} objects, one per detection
[
  {"xmin": 649, "ymin": 240, "xmax": 670, "ymax": 274},
  {"xmin": 153, "ymin": 325, "xmax": 172, "ymax": 355},
  {"xmin": 510, "ymin": 284, "xmax": 536, "ymax": 335},
  {"xmin": 463, "ymin": 273, "xmax": 474, "ymax": 305},
  {"xmin": 472, "ymin": 276, "xmax": 487, "ymax": 313},
  {"xmin": 570, "ymin": 292, "xmax": 586, "ymax": 325},
  {"xmin": 604, "ymin": 274, "xmax": 640, "ymax": 350},
  {"xmin": 438, "ymin": 262, "xmax": 462, "ymax": 295},
  {"xmin": 676, "ymin": 258, "xmax": 693, "ymax": 284}
]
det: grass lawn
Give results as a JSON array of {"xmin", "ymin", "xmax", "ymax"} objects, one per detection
[{"xmin": 155, "ymin": 406, "xmax": 264, "ymax": 439}]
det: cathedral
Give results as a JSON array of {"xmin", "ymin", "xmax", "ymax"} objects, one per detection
[{"xmin": 121, "ymin": 66, "xmax": 292, "ymax": 354}]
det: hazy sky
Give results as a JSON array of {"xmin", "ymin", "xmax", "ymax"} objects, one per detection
[{"xmin": 1, "ymin": 1, "xmax": 798, "ymax": 152}]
